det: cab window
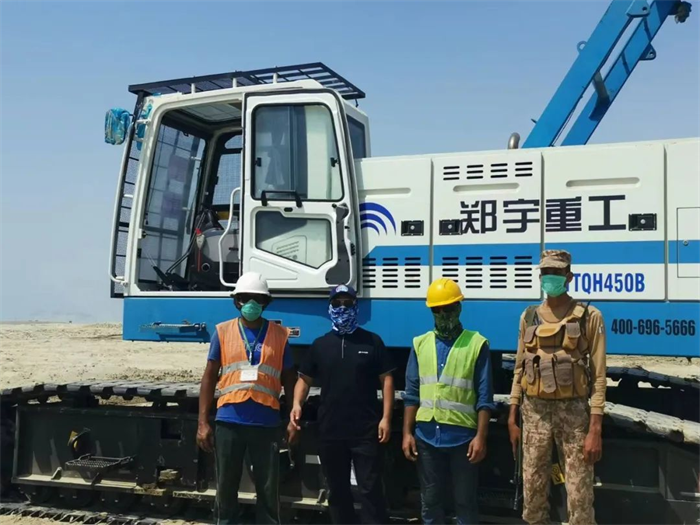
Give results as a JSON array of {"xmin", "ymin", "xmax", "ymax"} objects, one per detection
[
  {"xmin": 348, "ymin": 116, "xmax": 366, "ymax": 159},
  {"xmin": 252, "ymin": 104, "xmax": 343, "ymax": 201}
]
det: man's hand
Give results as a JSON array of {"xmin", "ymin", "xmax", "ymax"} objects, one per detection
[
  {"xmin": 286, "ymin": 421, "xmax": 300, "ymax": 446},
  {"xmin": 287, "ymin": 402, "xmax": 303, "ymax": 446},
  {"xmin": 289, "ymin": 404, "xmax": 302, "ymax": 431},
  {"xmin": 402, "ymin": 433, "xmax": 418, "ymax": 461},
  {"xmin": 583, "ymin": 430, "xmax": 602, "ymax": 464},
  {"xmin": 196, "ymin": 422, "xmax": 214, "ymax": 453},
  {"xmin": 378, "ymin": 417, "xmax": 391, "ymax": 444},
  {"xmin": 508, "ymin": 419, "xmax": 521, "ymax": 459},
  {"xmin": 198, "ymin": 360, "xmax": 219, "ymax": 454},
  {"xmin": 467, "ymin": 434, "xmax": 487, "ymax": 464}
]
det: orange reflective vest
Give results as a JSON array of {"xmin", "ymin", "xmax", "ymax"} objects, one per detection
[{"xmin": 216, "ymin": 319, "xmax": 289, "ymax": 410}]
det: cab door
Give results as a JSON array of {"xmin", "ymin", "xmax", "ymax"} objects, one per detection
[{"xmin": 239, "ymin": 91, "xmax": 359, "ymax": 291}]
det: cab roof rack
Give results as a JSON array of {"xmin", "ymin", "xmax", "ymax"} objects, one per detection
[{"xmin": 128, "ymin": 62, "xmax": 365, "ymax": 101}]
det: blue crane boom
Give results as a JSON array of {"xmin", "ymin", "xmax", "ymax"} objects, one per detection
[{"xmin": 523, "ymin": 0, "xmax": 691, "ymax": 148}]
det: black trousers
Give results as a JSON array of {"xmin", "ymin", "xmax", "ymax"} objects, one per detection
[
  {"xmin": 215, "ymin": 422, "xmax": 280, "ymax": 525},
  {"xmin": 318, "ymin": 438, "xmax": 388, "ymax": 524}
]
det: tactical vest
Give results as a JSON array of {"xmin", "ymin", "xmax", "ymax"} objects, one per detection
[
  {"xmin": 520, "ymin": 302, "xmax": 591, "ymax": 400},
  {"xmin": 216, "ymin": 319, "xmax": 288, "ymax": 410},
  {"xmin": 414, "ymin": 329, "xmax": 485, "ymax": 429}
]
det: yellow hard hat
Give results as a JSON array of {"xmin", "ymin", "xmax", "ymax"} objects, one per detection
[{"xmin": 426, "ymin": 278, "xmax": 464, "ymax": 308}]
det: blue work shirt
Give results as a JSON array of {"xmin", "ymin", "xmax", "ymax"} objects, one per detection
[
  {"xmin": 207, "ymin": 321, "xmax": 293, "ymax": 427},
  {"xmin": 404, "ymin": 335, "xmax": 495, "ymax": 447}
]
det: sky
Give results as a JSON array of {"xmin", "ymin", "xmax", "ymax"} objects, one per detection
[{"xmin": 1, "ymin": 0, "xmax": 699, "ymax": 323}]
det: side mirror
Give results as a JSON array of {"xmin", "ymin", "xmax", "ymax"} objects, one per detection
[{"xmin": 104, "ymin": 108, "xmax": 132, "ymax": 145}]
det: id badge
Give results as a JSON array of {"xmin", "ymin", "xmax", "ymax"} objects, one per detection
[{"xmin": 240, "ymin": 366, "xmax": 259, "ymax": 382}]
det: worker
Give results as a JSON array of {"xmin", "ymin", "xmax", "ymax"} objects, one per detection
[
  {"xmin": 288, "ymin": 285, "xmax": 395, "ymax": 524},
  {"xmin": 196, "ymin": 272, "xmax": 297, "ymax": 525},
  {"xmin": 402, "ymin": 278, "xmax": 495, "ymax": 525},
  {"xmin": 508, "ymin": 250, "xmax": 606, "ymax": 525}
]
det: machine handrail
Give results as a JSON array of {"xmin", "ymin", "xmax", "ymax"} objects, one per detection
[
  {"xmin": 109, "ymin": 123, "xmax": 134, "ymax": 285},
  {"xmin": 218, "ymin": 187, "xmax": 241, "ymax": 288}
]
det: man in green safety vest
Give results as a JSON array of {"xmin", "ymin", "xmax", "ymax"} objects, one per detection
[{"xmin": 402, "ymin": 278, "xmax": 495, "ymax": 524}]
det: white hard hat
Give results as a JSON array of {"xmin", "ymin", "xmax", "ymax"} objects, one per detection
[{"xmin": 233, "ymin": 272, "xmax": 270, "ymax": 296}]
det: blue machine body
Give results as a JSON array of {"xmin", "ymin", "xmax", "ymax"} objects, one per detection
[
  {"xmin": 126, "ymin": 296, "xmax": 700, "ymax": 357},
  {"xmin": 127, "ymin": 235, "xmax": 700, "ymax": 357}
]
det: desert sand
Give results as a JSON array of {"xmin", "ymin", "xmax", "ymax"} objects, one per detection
[
  {"xmin": 2, "ymin": 323, "xmax": 698, "ymax": 390},
  {"xmin": 1, "ymin": 323, "xmax": 206, "ymax": 388}
]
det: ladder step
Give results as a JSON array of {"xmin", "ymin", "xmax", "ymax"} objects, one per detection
[{"xmin": 64, "ymin": 455, "xmax": 133, "ymax": 474}]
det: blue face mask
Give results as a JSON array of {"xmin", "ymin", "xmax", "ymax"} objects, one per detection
[
  {"xmin": 329, "ymin": 303, "xmax": 359, "ymax": 335},
  {"xmin": 541, "ymin": 274, "xmax": 568, "ymax": 297},
  {"xmin": 240, "ymin": 300, "xmax": 263, "ymax": 322}
]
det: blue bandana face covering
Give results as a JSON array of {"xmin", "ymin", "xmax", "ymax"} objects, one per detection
[{"xmin": 329, "ymin": 303, "xmax": 359, "ymax": 335}]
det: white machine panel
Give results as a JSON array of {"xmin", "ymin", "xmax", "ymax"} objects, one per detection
[
  {"xmin": 667, "ymin": 140, "xmax": 700, "ymax": 300},
  {"xmin": 431, "ymin": 150, "xmax": 543, "ymax": 300},
  {"xmin": 355, "ymin": 157, "xmax": 432, "ymax": 298},
  {"xmin": 543, "ymin": 142, "xmax": 666, "ymax": 300}
]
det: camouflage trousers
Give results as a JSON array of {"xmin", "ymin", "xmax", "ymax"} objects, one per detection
[{"xmin": 521, "ymin": 396, "xmax": 595, "ymax": 525}]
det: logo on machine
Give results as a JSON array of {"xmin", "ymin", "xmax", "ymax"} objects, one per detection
[
  {"xmin": 270, "ymin": 320, "xmax": 300, "ymax": 337},
  {"xmin": 360, "ymin": 202, "xmax": 396, "ymax": 235}
]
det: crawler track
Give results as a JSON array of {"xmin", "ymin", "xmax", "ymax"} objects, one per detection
[
  {"xmin": 2, "ymin": 379, "xmax": 699, "ymax": 524},
  {"xmin": 0, "ymin": 501, "xmax": 160, "ymax": 525},
  {"xmin": 500, "ymin": 362, "xmax": 700, "ymax": 422}
]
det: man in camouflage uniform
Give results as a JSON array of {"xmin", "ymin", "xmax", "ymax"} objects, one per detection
[{"xmin": 508, "ymin": 250, "xmax": 606, "ymax": 525}]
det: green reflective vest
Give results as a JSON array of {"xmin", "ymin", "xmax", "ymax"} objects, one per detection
[{"xmin": 414, "ymin": 329, "xmax": 486, "ymax": 429}]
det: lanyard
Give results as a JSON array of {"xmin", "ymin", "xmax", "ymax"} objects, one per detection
[{"xmin": 238, "ymin": 319, "xmax": 266, "ymax": 365}]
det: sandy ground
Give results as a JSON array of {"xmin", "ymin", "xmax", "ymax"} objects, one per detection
[
  {"xmin": 0, "ymin": 322, "xmax": 698, "ymax": 525},
  {"xmin": 1, "ymin": 322, "xmax": 698, "ymax": 390},
  {"xmin": 0, "ymin": 323, "xmax": 208, "ymax": 388},
  {"xmin": 0, "ymin": 519, "xmax": 30, "ymax": 524},
  {"xmin": 606, "ymin": 355, "xmax": 700, "ymax": 379}
]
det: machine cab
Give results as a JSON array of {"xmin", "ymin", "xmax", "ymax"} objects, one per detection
[{"xmin": 108, "ymin": 65, "xmax": 369, "ymax": 298}]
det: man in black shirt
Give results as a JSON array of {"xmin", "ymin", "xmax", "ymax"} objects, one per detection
[{"xmin": 289, "ymin": 285, "xmax": 395, "ymax": 524}]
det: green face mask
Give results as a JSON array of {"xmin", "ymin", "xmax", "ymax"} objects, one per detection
[
  {"xmin": 433, "ymin": 306, "xmax": 463, "ymax": 341},
  {"xmin": 541, "ymin": 274, "xmax": 568, "ymax": 297},
  {"xmin": 240, "ymin": 300, "xmax": 263, "ymax": 322}
]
